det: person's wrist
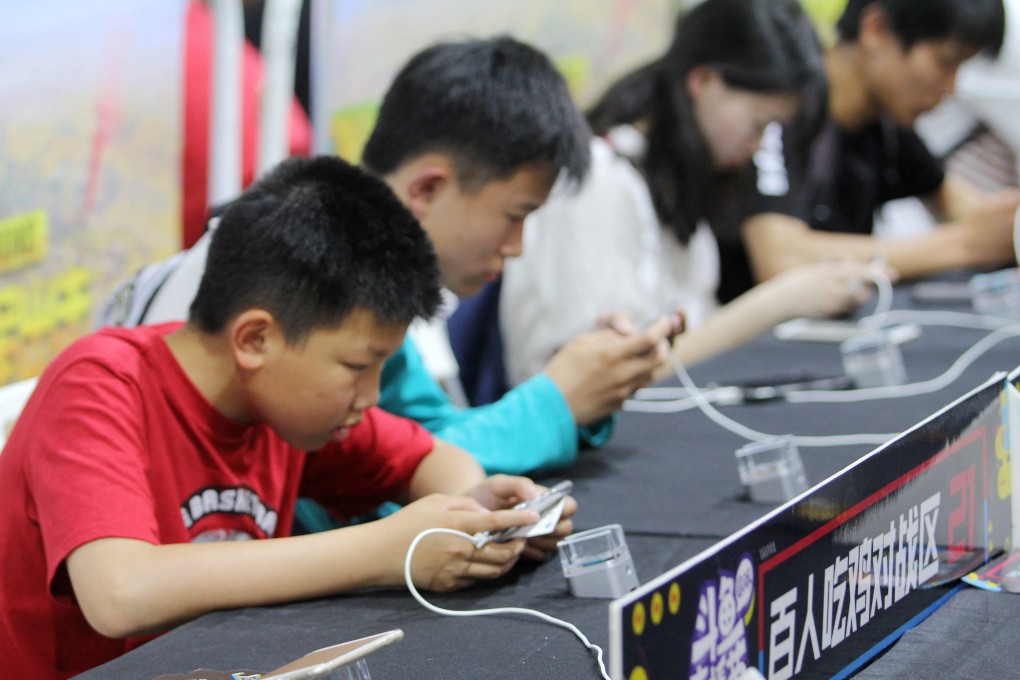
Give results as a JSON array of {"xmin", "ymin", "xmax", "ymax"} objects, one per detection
[
  {"xmin": 344, "ymin": 518, "xmax": 405, "ymax": 588},
  {"xmin": 542, "ymin": 369, "xmax": 583, "ymax": 423}
]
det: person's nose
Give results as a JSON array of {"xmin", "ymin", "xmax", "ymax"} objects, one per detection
[
  {"xmin": 940, "ymin": 65, "xmax": 959, "ymax": 99},
  {"xmin": 352, "ymin": 366, "xmax": 382, "ymax": 412},
  {"xmin": 500, "ymin": 220, "xmax": 525, "ymax": 258}
]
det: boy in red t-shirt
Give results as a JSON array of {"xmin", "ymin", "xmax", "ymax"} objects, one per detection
[{"xmin": 0, "ymin": 155, "xmax": 572, "ymax": 679}]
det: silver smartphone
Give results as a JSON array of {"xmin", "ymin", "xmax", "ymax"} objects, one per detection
[
  {"xmin": 259, "ymin": 629, "xmax": 404, "ymax": 679},
  {"xmin": 483, "ymin": 480, "xmax": 573, "ymax": 543}
]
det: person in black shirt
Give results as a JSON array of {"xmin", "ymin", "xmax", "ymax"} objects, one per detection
[{"xmin": 722, "ymin": 0, "xmax": 1020, "ymax": 303}]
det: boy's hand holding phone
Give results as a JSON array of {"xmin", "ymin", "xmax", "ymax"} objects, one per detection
[
  {"xmin": 386, "ymin": 477, "xmax": 576, "ymax": 590},
  {"xmin": 466, "ymin": 476, "xmax": 576, "ymax": 560},
  {"xmin": 386, "ymin": 493, "xmax": 536, "ymax": 592},
  {"xmin": 544, "ymin": 317, "xmax": 679, "ymax": 425}
]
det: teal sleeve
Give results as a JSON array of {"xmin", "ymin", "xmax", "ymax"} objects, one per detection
[
  {"xmin": 378, "ymin": 338, "xmax": 580, "ymax": 475},
  {"xmin": 580, "ymin": 416, "xmax": 616, "ymax": 448}
]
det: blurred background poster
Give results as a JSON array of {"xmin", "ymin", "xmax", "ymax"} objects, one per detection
[
  {"xmin": 315, "ymin": 0, "xmax": 683, "ymax": 160},
  {"xmin": 0, "ymin": 0, "xmax": 846, "ymax": 387},
  {"xmin": 0, "ymin": 1, "xmax": 185, "ymax": 384}
]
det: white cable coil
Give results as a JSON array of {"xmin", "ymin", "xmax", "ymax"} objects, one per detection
[
  {"xmin": 404, "ymin": 527, "xmax": 611, "ymax": 680},
  {"xmin": 627, "ymin": 270, "xmax": 1020, "ymax": 448}
]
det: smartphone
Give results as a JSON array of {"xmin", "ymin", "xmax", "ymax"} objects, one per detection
[
  {"xmin": 773, "ymin": 319, "xmax": 922, "ymax": 345},
  {"xmin": 260, "ymin": 629, "xmax": 404, "ymax": 679},
  {"xmin": 641, "ymin": 311, "xmax": 684, "ymax": 343},
  {"xmin": 154, "ymin": 631, "xmax": 404, "ymax": 680},
  {"xmin": 911, "ymin": 280, "xmax": 973, "ymax": 305},
  {"xmin": 773, "ymin": 318, "xmax": 865, "ymax": 343},
  {"xmin": 730, "ymin": 374, "xmax": 855, "ymax": 402},
  {"xmin": 483, "ymin": 480, "xmax": 573, "ymax": 543}
]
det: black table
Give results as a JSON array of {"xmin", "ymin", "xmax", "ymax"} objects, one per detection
[
  {"xmin": 76, "ymin": 288, "xmax": 1020, "ymax": 679},
  {"xmin": 75, "ymin": 533, "xmax": 719, "ymax": 679}
]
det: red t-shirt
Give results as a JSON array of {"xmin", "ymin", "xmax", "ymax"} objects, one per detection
[{"xmin": 0, "ymin": 323, "xmax": 432, "ymax": 678}]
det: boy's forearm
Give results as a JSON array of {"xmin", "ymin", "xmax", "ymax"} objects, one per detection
[
  {"xmin": 878, "ymin": 226, "xmax": 978, "ymax": 278},
  {"xmin": 742, "ymin": 211, "xmax": 1013, "ymax": 283},
  {"xmin": 669, "ymin": 284, "xmax": 787, "ymax": 370},
  {"xmin": 785, "ymin": 221, "xmax": 1006, "ymax": 280},
  {"xmin": 742, "ymin": 213, "xmax": 880, "ymax": 280},
  {"xmin": 67, "ymin": 526, "xmax": 400, "ymax": 639}
]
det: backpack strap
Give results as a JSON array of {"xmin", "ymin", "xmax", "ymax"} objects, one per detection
[{"xmin": 93, "ymin": 250, "xmax": 189, "ymax": 329}]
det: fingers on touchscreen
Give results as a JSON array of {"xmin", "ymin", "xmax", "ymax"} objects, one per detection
[{"xmin": 483, "ymin": 481, "xmax": 573, "ymax": 544}]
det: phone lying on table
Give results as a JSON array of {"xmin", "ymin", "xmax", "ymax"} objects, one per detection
[
  {"xmin": 154, "ymin": 630, "xmax": 404, "ymax": 680},
  {"xmin": 728, "ymin": 374, "xmax": 855, "ymax": 403},
  {"xmin": 772, "ymin": 318, "xmax": 865, "ymax": 343},
  {"xmin": 481, "ymin": 480, "xmax": 573, "ymax": 543},
  {"xmin": 911, "ymin": 280, "xmax": 973, "ymax": 305},
  {"xmin": 260, "ymin": 629, "xmax": 404, "ymax": 679},
  {"xmin": 773, "ymin": 318, "xmax": 923, "ymax": 345}
]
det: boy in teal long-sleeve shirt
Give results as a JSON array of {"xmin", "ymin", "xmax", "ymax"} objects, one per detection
[
  {"xmin": 379, "ymin": 337, "xmax": 612, "ymax": 475},
  {"xmin": 101, "ymin": 37, "xmax": 676, "ymax": 482},
  {"xmin": 363, "ymin": 37, "xmax": 676, "ymax": 476}
]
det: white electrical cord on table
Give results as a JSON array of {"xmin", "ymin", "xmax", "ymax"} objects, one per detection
[
  {"xmin": 404, "ymin": 528, "xmax": 611, "ymax": 680},
  {"xmin": 862, "ymin": 308, "xmax": 1020, "ymax": 332},
  {"xmin": 625, "ymin": 267, "xmax": 893, "ymax": 413},
  {"xmin": 786, "ymin": 321, "xmax": 1020, "ymax": 403},
  {"xmin": 628, "ymin": 270, "xmax": 1020, "ymax": 426},
  {"xmin": 867, "ymin": 265, "xmax": 895, "ymax": 319},
  {"xmin": 655, "ymin": 314, "xmax": 1020, "ymax": 446},
  {"xmin": 665, "ymin": 352, "xmax": 898, "ymax": 447},
  {"xmin": 625, "ymin": 385, "xmax": 742, "ymax": 413}
]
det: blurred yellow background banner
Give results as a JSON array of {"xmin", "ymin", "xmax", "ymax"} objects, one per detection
[
  {"xmin": 318, "ymin": 0, "xmax": 685, "ymax": 162},
  {"xmin": 0, "ymin": 2, "xmax": 184, "ymax": 384},
  {"xmin": 0, "ymin": 210, "xmax": 48, "ymax": 275}
]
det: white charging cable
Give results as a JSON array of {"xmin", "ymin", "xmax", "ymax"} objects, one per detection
[
  {"xmin": 664, "ymin": 352, "xmax": 898, "ymax": 447},
  {"xmin": 625, "ymin": 385, "xmax": 742, "ymax": 413},
  {"xmin": 404, "ymin": 527, "xmax": 611, "ymax": 680},
  {"xmin": 640, "ymin": 316, "xmax": 1020, "ymax": 445},
  {"xmin": 786, "ymin": 321, "xmax": 1020, "ymax": 403},
  {"xmin": 862, "ymin": 308, "xmax": 1020, "ymax": 332},
  {"xmin": 627, "ymin": 267, "xmax": 1020, "ymax": 446},
  {"xmin": 867, "ymin": 265, "xmax": 894, "ymax": 320},
  {"xmin": 625, "ymin": 266, "xmax": 895, "ymax": 413},
  {"xmin": 630, "ymin": 282, "xmax": 1020, "ymax": 413}
]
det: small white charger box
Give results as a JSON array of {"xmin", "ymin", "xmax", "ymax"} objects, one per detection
[
  {"xmin": 970, "ymin": 268, "xmax": 1020, "ymax": 319},
  {"xmin": 735, "ymin": 435, "xmax": 808, "ymax": 503},
  {"xmin": 557, "ymin": 524, "xmax": 639, "ymax": 598},
  {"xmin": 840, "ymin": 330, "xmax": 907, "ymax": 388}
]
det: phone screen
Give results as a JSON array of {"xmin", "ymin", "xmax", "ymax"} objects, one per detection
[{"xmin": 484, "ymin": 481, "xmax": 573, "ymax": 543}]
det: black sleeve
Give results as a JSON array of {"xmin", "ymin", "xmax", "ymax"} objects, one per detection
[
  {"xmin": 720, "ymin": 121, "xmax": 824, "ymax": 303},
  {"xmin": 880, "ymin": 126, "xmax": 945, "ymax": 203},
  {"xmin": 746, "ymin": 122, "xmax": 803, "ymax": 219}
]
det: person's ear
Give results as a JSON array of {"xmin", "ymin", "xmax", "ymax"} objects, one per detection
[
  {"xmin": 858, "ymin": 3, "xmax": 895, "ymax": 51},
  {"xmin": 685, "ymin": 65, "xmax": 719, "ymax": 100},
  {"xmin": 403, "ymin": 160, "xmax": 455, "ymax": 220},
  {"xmin": 230, "ymin": 309, "xmax": 280, "ymax": 371}
]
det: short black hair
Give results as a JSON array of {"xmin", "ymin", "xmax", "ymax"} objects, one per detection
[
  {"xmin": 362, "ymin": 35, "xmax": 591, "ymax": 191},
  {"xmin": 190, "ymin": 155, "xmax": 441, "ymax": 342},
  {"xmin": 837, "ymin": 0, "xmax": 1005, "ymax": 56}
]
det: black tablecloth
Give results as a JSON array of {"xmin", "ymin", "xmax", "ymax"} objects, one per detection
[
  {"xmin": 855, "ymin": 587, "xmax": 1020, "ymax": 678},
  {"xmin": 76, "ymin": 288, "xmax": 1020, "ymax": 679},
  {"xmin": 74, "ymin": 534, "xmax": 719, "ymax": 679},
  {"xmin": 560, "ymin": 310, "xmax": 1017, "ymax": 537}
]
